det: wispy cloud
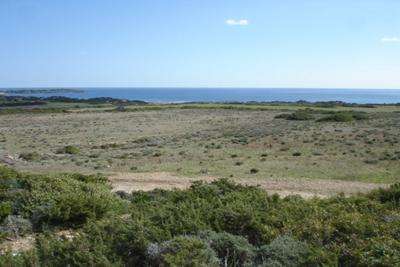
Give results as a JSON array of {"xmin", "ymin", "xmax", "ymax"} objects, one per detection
[
  {"xmin": 381, "ymin": 37, "xmax": 400, "ymax": 43},
  {"xmin": 225, "ymin": 19, "xmax": 249, "ymax": 26}
]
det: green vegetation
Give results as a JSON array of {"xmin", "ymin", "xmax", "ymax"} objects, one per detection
[
  {"xmin": 275, "ymin": 110, "xmax": 369, "ymax": 123},
  {"xmin": 0, "ymin": 203, "xmax": 11, "ymax": 223},
  {"xmin": 0, "ymin": 167, "xmax": 118, "ymax": 230},
  {"xmin": 318, "ymin": 111, "xmax": 369, "ymax": 122},
  {"xmin": 57, "ymin": 145, "xmax": 80, "ymax": 155},
  {"xmin": 19, "ymin": 152, "xmax": 41, "ymax": 161},
  {"xmin": 275, "ymin": 110, "xmax": 315, "ymax": 120},
  {"xmin": 1, "ymin": 167, "xmax": 400, "ymax": 266}
]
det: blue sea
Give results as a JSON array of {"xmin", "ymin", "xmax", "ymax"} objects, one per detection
[{"xmin": 4, "ymin": 88, "xmax": 400, "ymax": 104}]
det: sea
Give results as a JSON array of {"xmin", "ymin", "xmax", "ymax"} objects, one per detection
[{"xmin": 3, "ymin": 88, "xmax": 400, "ymax": 104}]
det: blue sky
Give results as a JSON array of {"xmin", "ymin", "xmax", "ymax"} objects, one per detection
[{"xmin": 1, "ymin": 0, "xmax": 400, "ymax": 88}]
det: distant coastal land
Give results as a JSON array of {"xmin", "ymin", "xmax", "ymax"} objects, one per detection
[{"xmin": 0, "ymin": 88, "xmax": 84, "ymax": 94}]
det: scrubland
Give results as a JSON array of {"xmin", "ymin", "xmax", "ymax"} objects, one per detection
[{"xmin": 1, "ymin": 100, "xmax": 400, "ymax": 266}]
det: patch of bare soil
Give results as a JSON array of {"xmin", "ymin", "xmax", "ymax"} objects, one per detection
[
  {"xmin": 0, "ymin": 235, "xmax": 35, "ymax": 255},
  {"xmin": 0, "ymin": 230, "xmax": 78, "ymax": 255},
  {"xmin": 109, "ymin": 172, "xmax": 387, "ymax": 199}
]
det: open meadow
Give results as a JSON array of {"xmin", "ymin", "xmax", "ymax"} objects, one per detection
[{"xmin": 1, "ymin": 102, "xmax": 399, "ymax": 196}]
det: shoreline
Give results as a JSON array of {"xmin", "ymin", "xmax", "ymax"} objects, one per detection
[{"xmin": 2, "ymin": 87, "xmax": 400, "ymax": 104}]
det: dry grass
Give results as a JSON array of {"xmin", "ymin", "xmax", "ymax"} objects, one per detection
[{"xmin": 1, "ymin": 105, "xmax": 399, "ymax": 190}]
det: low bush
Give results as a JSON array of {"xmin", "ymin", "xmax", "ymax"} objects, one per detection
[
  {"xmin": 198, "ymin": 230, "xmax": 255, "ymax": 266},
  {"xmin": 275, "ymin": 111, "xmax": 314, "ymax": 121},
  {"xmin": 255, "ymin": 236, "xmax": 309, "ymax": 266},
  {"xmin": 250, "ymin": 168, "xmax": 259, "ymax": 174},
  {"xmin": 19, "ymin": 152, "xmax": 41, "ymax": 161},
  {"xmin": 0, "ymin": 215, "xmax": 32, "ymax": 237},
  {"xmin": 146, "ymin": 236, "xmax": 219, "ymax": 267},
  {"xmin": 352, "ymin": 112, "xmax": 369, "ymax": 120},
  {"xmin": 231, "ymin": 137, "xmax": 249, "ymax": 145},
  {"xmin": 99, "ymin": 143, "xmax": 120, "ymax": 149},
  {"xmin": 318, "ymin": 111, "xmax": 368, "ymax": 122},
  {"xmin": 368, "ymin": 183, "xmax": 400, "ymax": 204},
  {"xmin": 57, "ymin": 145, "xmax": 80, "ymax": 154},
  {"xmin": 0, "ymin": 203, "xmax": 11, "ymax": 223},
  {"xmin": 32, "ymin": 233, "xmax": 116, "ymax": 266},
  {"xmin": 0, "ymin": 166, "xmax": 120, "ymax": 229},
  {"xmin": 318, "ymin": 112, "xmax": 353, "ymax": 122}
]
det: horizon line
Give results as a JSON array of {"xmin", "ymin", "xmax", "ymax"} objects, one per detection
[{"xmin": 1, "ymin": 86, "xmax": 400, "ymax": 91}]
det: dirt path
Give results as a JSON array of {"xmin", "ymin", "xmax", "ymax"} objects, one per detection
[{"xmin": 109, "ymin": 172, "xmax": 387, "ymax": 199}]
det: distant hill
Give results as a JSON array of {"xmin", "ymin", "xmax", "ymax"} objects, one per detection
[{"xmin": 0, "ymin": 88, "xmax": 84, "ymax": 94}]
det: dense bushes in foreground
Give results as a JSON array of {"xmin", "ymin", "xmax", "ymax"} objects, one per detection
[
  {"xmin": 1, "ymin": 166, "xmax": 400, "ymax": 266},
  {"xmin": 0, "ymin": 167, "xmax": 119, "ymax": 230}
]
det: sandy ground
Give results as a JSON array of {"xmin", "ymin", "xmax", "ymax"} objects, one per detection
[{"xmin": 109, "ymin": 172, "xmax": 387, "ymax": 199}]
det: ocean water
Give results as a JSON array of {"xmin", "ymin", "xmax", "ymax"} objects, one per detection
[{"xmin": 4, "ymin": 88, "xmax": 400, "ymax": 104}]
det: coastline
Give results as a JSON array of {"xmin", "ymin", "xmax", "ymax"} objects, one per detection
[{"xmin": 2, "ymin": 88, "xmax": 400, "ymax": 104}]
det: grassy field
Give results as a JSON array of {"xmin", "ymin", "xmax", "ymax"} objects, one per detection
[{"xmin": 1, "ymin": 102, "xmax": 399, "ymax": 185}]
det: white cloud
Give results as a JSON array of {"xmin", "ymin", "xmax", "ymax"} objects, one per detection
[
  {"xmin": 381, "ymin": 37, "xmax": 400, "ymax": 43},
  {"xmin": 225, "ymin": 19, "xmax": 249, "ymax": 26}
]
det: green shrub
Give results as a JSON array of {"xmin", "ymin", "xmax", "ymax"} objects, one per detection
[
  {"xmin": 317, "ymin": 111, "xmax": 368, "ymax": 122},
  {"xmin": 146, "ymin": 236, "xmax": 219, "ymax": 267},
  {"xmin": 198, "ymin": 230, "xmax": 255, "ymax": 266},
  {"xmin": 0, "ymin": 215, "xmax": 32, "ymax": 237},
  {"xmin": 352, "ymin": 112, "xmax": 369, "ymax": 120},
  {"xmin": 0, "ymin": 203, "xmax": 11, "ymax": 223},
  {"xmin": 364, "ymin": 159, "xmax": 378, "ymax": 165},
  {"xmin": 275, "ymin": 111, "xmax": 314, "ymax": 121},
  {"xmin": 250, "ymin": 168, "xmax": 259, "ymax": 174},
  {"xmin": 57, "ymin": 145, "xmax": 80, "ymax": 154},
  {"xmin": 318, "ymin": 112, "xmax": 353, "ymax": 122},
  {"xmin": 49, "ymin": 217, "xmax": 163, "ymax": 266},
  {"xmin": 99, "ymin": 143, "xmax": 120, "ymax": 149},
  {"xmin": 33, "ymin": 233, "xmax": 119, "ymax": 267},
  {"xmin": 0, "ymin": 166, "xmax": 119, "ymax": 228},
  {"xmin": 31, "ymin": 188, "xmax": 115, "ymax": 227},
  {"xmin": 19, "ymin": 152, "xmax": 41, "ymax": 161},
  {"xmin": 231, "ymin": 137, "xmax": 248, "ymax": 145},
  {"xmin": 0, "ymin": 167, "xmax": 27, "ymax": 215},
  {"xmin": 368, "ymin": 183, "xmax": 400, "ymax": 204},
  {"xmin": 255, "ymin": 236, "xmax": 309, "ymax": 266},
  {"xmin": 28, "ymin": 177, "xmax": 119, "ymax": 227},
  {"xmin": 0, "ymin": 250, "xmax": 39, "ymax": 266}
]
